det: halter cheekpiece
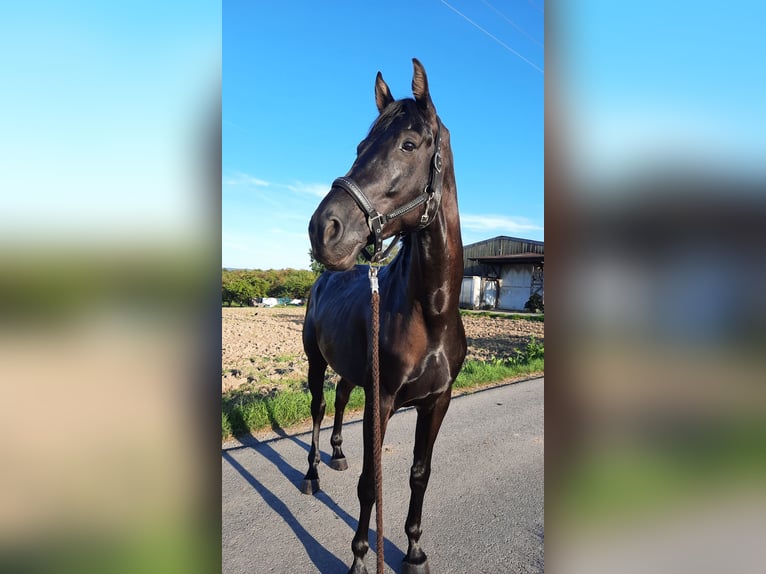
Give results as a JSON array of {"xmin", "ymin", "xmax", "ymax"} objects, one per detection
[{"xmin": 332, "ymin": 119, "xmax": 444, "ymax": 263}]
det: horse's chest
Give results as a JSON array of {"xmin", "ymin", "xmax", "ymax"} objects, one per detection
[
  {"xmin": 382, "ymin": 313, "xmax": 428, "ymax": 362},
  {"xmin": 381, "ymin": 314, "xmax": 457, "ymax": 394}
]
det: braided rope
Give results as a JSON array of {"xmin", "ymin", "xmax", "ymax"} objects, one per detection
[{"xmin": 369, "ymin": 268, "xmax": 384, "ymax": 574}]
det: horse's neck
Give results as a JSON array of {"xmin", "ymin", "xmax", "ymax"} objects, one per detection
[{"xmin": 408, "ymin": 159, "xmax": 463, "ymax": 319}]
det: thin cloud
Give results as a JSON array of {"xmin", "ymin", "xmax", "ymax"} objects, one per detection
[
  {"xmin": 461, "ymin": 213, "xmax": 543, "ymax": 233},
  {"xmin": 223, "ymin": 172, "xmax": 270, "ymax": 187},
  {"xmin": 285, "ymin": 181, "xmax": 329, "ymax": 198},
  {"xmin": 223, "ymin": 171, "xmax": 328, "ymax": 198}
]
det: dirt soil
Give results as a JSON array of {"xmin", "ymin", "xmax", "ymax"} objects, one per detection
[{"xmin": 222, "ymin": 306, "xmax": 544, "ymax": 394}]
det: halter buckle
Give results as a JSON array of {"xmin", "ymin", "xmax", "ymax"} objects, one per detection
[
  {"xmin": 420, "ymin": 187, "xmax": 434, "ymax": 225},
  {"xmin": 368, "ymin": 213, "xmax": 386, "ymax": 236}
]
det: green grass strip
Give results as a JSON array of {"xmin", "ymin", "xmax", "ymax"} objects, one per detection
[
  {"xmin": 222, "ymin": 385, "xmax": 366, "ymax": 440},
  {"xmin": 222, "ymin": 338, "xmax": 543, "ymax": 440},
  {"xmin": 454, "ymin": 357, "xmax": 544, "ymax": 389},
  {"xmin": 459, "ymin": 309, "xmax": 544, "ymax": 322}
]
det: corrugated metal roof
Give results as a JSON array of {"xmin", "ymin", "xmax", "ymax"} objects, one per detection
[
  {"xmin": 463, "ymin": 235, "xmax": 544, "ymax": 249},
  {"xmin": 470, "ymin": 252, "xmax": 544, "ymax": 264},
  {"xmin": 462, "ymin": 236, "xmax": 544, "ymax": 277}
]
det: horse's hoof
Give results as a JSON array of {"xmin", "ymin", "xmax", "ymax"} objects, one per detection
[
  {"xmin": 329, "ymin": 456, "xmax": 348, "ymax": 471},
  {"xmin": 300, "ymin": 478, "xmax": 320, "ymax": 495},
  {"xmin": 346, "ymin": 560, "xmax": 368, "ymax": 574},
  {"xmin": 402, "ymin": 557, "xmax": 430, "ymax": 574}
]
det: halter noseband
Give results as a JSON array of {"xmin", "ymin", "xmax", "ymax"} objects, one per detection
[{"xmin": 332, "ymin": 120, "xmax": 444, "ymax": 263}]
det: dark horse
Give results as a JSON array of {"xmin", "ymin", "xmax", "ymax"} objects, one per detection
[{"xmin": 303, "ymin": 59, "xmax": 466, "ymax": 574}]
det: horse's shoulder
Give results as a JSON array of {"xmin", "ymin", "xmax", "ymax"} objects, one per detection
[
  {"xmin": 312, "ymin": 266, "xmax": 363, "ymax": 291},
  {"xmin": 309, "ymin": 267, "xmax": 370, "ymax": 318}
]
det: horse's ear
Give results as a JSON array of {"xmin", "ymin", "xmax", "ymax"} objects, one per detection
[
  {"xmin": 375, "ymin": 72, "xmax": 394, "ymax": 113},
  {"xmin": 411, "ymin": 58, "xmax": 434, "ymax": 112}
]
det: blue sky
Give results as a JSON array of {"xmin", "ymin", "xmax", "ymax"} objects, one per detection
[
  {"xmin": 3, "ymin": 1, "xmax": 763, "ymax": 265},
  {"xmin": 557, "ymin": 2, "xmax": 766, "ymax": 189},
  {"xmin": 223, "ymin": 0, "xmax": 544, "ymax": 269},
  {"xmin": 1, "ymin": 2, "xmax": 219, "ymax": 247}
]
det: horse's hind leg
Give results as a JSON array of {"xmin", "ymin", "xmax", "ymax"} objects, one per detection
[
  {"xmin": 402, "ymin": 389, "xmax": 452, "ymax": 574},
  {"xmin": 329, "ymin": 377, "xmax": 353, "ymax": 471},
  {"xmin": 301, "ymin": 354, "xmax": 327, "ymax": 495}
]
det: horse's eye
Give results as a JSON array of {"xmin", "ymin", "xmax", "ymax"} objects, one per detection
[{"xmin": 401, "ymin": 140, "xmax": 417, "ymax": 152}]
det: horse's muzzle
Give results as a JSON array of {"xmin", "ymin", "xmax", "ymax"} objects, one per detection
[{"xmin": 308, "ymin": 194, "xmax": 368, "ymax": 271}]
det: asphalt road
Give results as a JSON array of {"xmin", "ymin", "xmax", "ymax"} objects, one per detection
[{"xmin": 222, "ymin": 377, "xmax": 544, "ymax": 574}]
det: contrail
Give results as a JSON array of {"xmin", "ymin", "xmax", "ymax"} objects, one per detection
[{"xmin": 438, "ymin": 0, "xmax": 544, "ymax": 74}]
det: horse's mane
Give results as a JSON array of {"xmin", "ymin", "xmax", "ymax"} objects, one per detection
[{"xmin": 367, "ymin": 99, "xmax": 430, "ymax": 140}]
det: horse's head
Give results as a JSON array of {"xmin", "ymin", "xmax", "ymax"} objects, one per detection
[{"xmin": 309, "ymin": 58, "xmax": 445, "ymax": 271}]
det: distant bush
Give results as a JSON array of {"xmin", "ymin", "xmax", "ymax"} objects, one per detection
[
  {"xmin": 222, "ymin": 268, "xmax": 316, "ymax": 305},
  {"xmin": 222, "ymin": 279, "xmax": 255, "ymax": 306},
  {"xmin": 524, "ymin": 292, "xmax": 544, "ymax": 313}
]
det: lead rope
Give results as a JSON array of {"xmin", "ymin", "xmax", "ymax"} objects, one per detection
[{"xmin": 368, "ymin": 265, "xmax": 384, "ymax": 574}]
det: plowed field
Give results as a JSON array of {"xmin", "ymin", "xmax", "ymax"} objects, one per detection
[{"xmin": 222, "ymin": 306, "xmax": 543, "ymax": 394}]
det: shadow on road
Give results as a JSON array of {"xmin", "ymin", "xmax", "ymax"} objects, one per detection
[
  {"xmin": 222, "ymin": 449, "xmax": 347, "ymax": 572},
  {"xmin": 223, "ymin": 429, "xmax": 406, "ymax": 573}
]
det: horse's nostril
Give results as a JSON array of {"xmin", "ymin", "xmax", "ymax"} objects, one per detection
[{"xmin": 324, "ymin": 217, "xmax": 343, "ymax": 246}]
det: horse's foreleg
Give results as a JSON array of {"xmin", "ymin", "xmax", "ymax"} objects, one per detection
[
  {"xmin": 348, "ymin": 392, "xmax": 392, "ymax": 574},
  {"xmin": 402, "ymin": 389, "xmax": 452, "ymax": 574},
  {"xmin": 330, "ymin": 377, "xmax": 353, "ymax": 471},
  {"xmin": 301, "ymin": 356, "xmax": 327, "ymax": 495}
]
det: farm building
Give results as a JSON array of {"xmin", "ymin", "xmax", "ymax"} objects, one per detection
[{"xmin": 461, "ymin": 236, "xmax": 544, "ymax": 311}]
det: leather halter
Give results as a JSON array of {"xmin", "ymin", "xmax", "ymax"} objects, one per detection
[{"xmin": 332, "ymin": 119, "xmax": 444, "ymax": 263}]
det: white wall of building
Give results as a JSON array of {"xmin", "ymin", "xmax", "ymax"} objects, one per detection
[{"xmin": 498, "ymin": 264, "xmax": 534, "ymax": 311}]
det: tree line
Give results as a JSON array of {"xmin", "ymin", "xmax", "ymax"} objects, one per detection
[
  {"xmin": 224, "ymin": 246, "xmax": 400, "ymax": 306},
  {"xmin": 222, "ymin": 268, "xmax": 316, "ymax": 306}
]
